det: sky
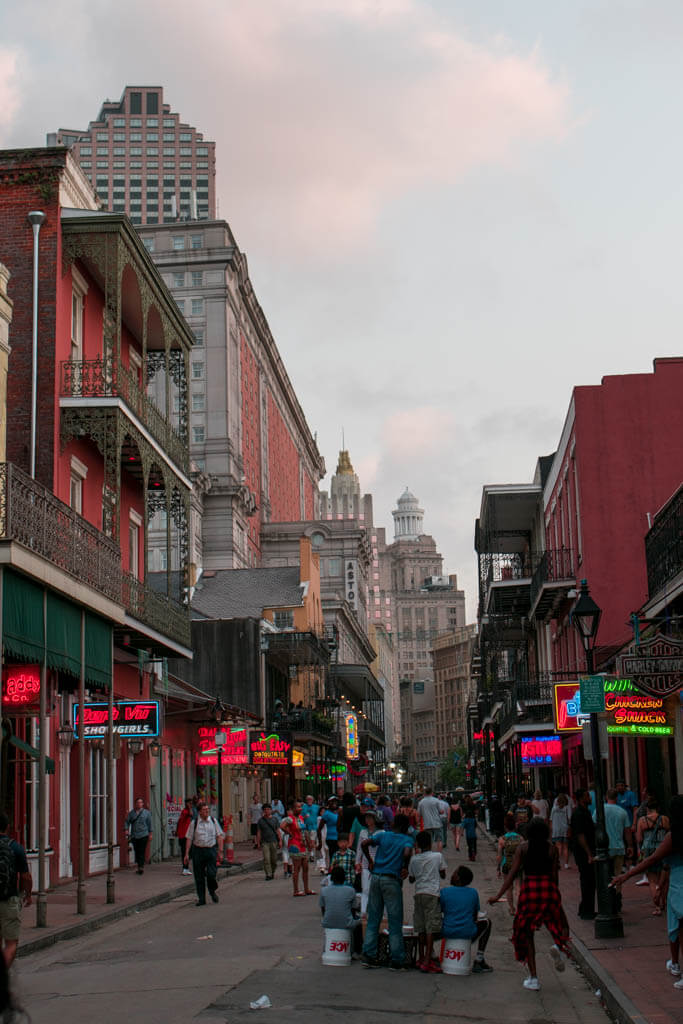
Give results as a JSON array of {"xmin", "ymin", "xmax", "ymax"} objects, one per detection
[{"xmin": 2, "ymin": 0, "xmax": 682, "ymax": 619}]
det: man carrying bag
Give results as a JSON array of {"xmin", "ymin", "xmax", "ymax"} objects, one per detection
[{"xmin": 184, "ymin": 803, "xmax": 225, "ymax": 906}]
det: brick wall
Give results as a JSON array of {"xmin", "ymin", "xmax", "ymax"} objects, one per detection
[
  {"xmin": 267, "ymin": 391, "xmax": 300, "ymax": 523},
  {"xmin": 240, "ymin": 333, "xmax": 261, "ymax": 563}
]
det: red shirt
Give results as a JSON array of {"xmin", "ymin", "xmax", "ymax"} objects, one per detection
[{"xmin": 176, "ymin": 808, "xmax": 193, "ymax": 839}]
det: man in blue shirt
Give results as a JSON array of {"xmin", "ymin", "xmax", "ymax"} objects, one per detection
[
  {"xmin": 317, "ymin": 797, "xmax": 341, "ymax": 864},
  {"xmin": 360, "ymin": 813, "xmax": 415, "ymax": 970},
  {"xmin": 440, "ymin": 865, "xmax": 493, "ymax": 973},
  {"xmin": 302, "ymin": 794, "xmax": 320, "ymax": 861},
  {"xmin": 616, "ymin": 781, "xmax": 639, "ymax": 822}
]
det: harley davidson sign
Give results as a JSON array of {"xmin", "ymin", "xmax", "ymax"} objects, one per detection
[{"xmin": 618, "ymin": 634, "xmax": 683, "ymax": 697}]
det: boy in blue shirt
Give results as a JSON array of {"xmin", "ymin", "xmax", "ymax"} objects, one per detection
[
  {"xmin": 439, "ymin": 865, "xmax": 493, "ymax": 973},
  {"xmin": 361, "ymin": 813, "xmax": 415, "ymax": 970}
]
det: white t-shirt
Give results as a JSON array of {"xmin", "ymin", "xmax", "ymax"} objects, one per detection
[
  {"xmin": 418, "ymin": 795, "xmax": 443, "ymax": 830},
  {"xmin": 409, "ymin": 850, "xmax": 447, "ymax": 896},
  {"xmin": 249, "ymin": 802, "xmax": 263, "ymax": 825}
]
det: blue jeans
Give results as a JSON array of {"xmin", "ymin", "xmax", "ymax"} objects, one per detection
[{"xmin": 363, "ymin": 874, "xmax": 404, "ymax": 964}]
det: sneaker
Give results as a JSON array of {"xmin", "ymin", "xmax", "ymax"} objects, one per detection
[
  {"xmin": 549, "ymin": 945, "xmax": 566, "ymax": 972},
  {"xmin": 361, "ymin": 955, "xmax": 380, "ymax": 969},
  {"xmin": 674, "ymin": 978, "xmax": 683, "ymax": 990},
  {"xmin": 666, "ymin": 960, "xmax": 681, "ymax": 977},
  {"xmin": 523, "ymin": 976, "xmax": 541, "ymax": 991},
  {"xmin": 472, "ymin": 959, "xmax": 493, "ymax": 973},
  {"xmin": 635, "ymin": 875, "xmax": 649, "ymax": 886},
  {"xmin": 388, "ymin": 960, "xmax": 410, "ymax": 971},
  {"xmin": 182, "ymin": 868, "xmax": 191, "ymax": 876},
  {"xmin": 426, "ymin": 960, "xmax": 443, "ymax": 973}
]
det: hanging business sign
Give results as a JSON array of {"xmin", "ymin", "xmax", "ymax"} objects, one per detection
[
  {"xmin": 553, "ymin": 683, "xmax": 590, "ymax": 732},
  {"xmin": 603, "ymin": 682, "xmax": 673, "ymax": 736},
  {"xmin": 520, "ymin": 735, "xmax": 563, "ymax": 766},
  {"xmin": 292, "ymin": 748, "xmax": 305, "ymax": 768},
  {"xmin": 345, "ymin": 713, "xmax": 359, "ymax": 758},
  {"xmin": 196, "ymin": 726, "xmax": 249, "ymax": 766},
  {"xmin": 346, "ymin": 560, "xmax": 359, "ymax": 611},
  {"xmin": 73, "ymin": 700, "xmax": 160, "ymax": 738},
  {"xmin": 1, "ymin": 666, "xmax": 41, "ymax": 710},
  {"xmin": 249, "ymin": 730, "xmax": 292, "ymax": 767},
  {"xmin": 618, "ymin": 634, "xmax": 683, "ymax": 697}
]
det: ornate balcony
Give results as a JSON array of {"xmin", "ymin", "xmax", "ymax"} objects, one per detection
[
  {"xmin": 122, "ymin": 572, "xmax": 191, "ymax": 650},
  {"xmin": 480, "ymin": 551, "xmax": 539, "ymax": 616},
  {"xmin": 269, "ymin": 708, "xmax": 338, "ymax": 743},
  {"xmin": 529, "ymin": 548, "xmax": 575, "ymax": 621},
  {"xmin": 61, "ymin": 357, "xmax": 189, "ymax": 475},
  {"xmin": 0, "ymin": 462, "xmax": 121, "ymax": 605},
  {"xmin": 646, "ymin": 484, "xmax": 682, "ymax": 600}
]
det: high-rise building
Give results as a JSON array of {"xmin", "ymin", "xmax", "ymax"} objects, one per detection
[
  {"xmin": 432, "ymin": 625, "xmax": 478, "ymax": 758},
  {"xmin": 137, "ymin": 219, "xmax": 325, "ymax": 571},
  {"xmin": 48, "ymin": 86, "xmax": 216, "ymax": 225}
]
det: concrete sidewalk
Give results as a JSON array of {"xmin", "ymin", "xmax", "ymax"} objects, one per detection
[
  {"xmin": 481, "ymin": 826, "xmax": 679, "ymax": 1024},
  {"xmin": 18, "ymin": 841, "xmax": 264, "ymax": 958}
]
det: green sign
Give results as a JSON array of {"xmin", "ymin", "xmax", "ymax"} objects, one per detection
[{"xmin": 579, "ymin": 675, "xmax": 605, "ymax": 713}]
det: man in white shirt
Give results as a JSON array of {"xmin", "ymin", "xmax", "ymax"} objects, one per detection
[
  {"xmin": 184, "ymin": 803, "xmax": 225, "ymax": 906},
  {"xmin": 418, "ymin": 788, "xmax": 446, "ymax": 851}
]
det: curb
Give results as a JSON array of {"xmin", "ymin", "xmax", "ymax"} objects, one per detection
[
  {"xmin": 478, "ymin": 824, "xmax": 639, "ymax": 1024},
  {"xmin": 18, "ymin": 858, "xmax": 262, "ymax": 959}
]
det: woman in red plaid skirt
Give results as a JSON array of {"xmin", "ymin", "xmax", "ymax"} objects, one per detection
[{"xmin": 489, "ymin": 817, "xmax": 569, "ymax": 991}]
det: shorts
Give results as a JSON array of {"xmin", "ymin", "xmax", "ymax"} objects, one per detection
[
  {"xmin": 552, "ymin": 836, "xmax": 567, "ymax": 844},
  {"xmin": 250, "ymin": 823, "xmax": 258, "ymax": 836},
  {"xmin": 0, "ymin": 896, "xmax": 22, "ymax": 941},
  {"xmin": 289, "ymin": 845, "xmax": 306, "ymax": 859},
  {"xmin": 426, "ymin": 828, "xmax": 442, "ymax": 845},
  {"xmin": 413, "ymin": 893, "xmax": 442, "ymax": 935}
]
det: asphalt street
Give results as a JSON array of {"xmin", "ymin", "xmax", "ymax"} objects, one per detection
[{"xmin": 16, "ymin": 838, "xmax": 612, "ymax": 1024}]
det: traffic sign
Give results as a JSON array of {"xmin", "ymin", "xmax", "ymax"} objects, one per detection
[{"xmin": 579, "ymin": 675, "xmax": 605, "ymax": 713}]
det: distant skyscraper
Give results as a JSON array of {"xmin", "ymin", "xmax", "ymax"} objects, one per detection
[{"xmin": 48, "ymin": 85, "xmax": 216, "ymax": 225}]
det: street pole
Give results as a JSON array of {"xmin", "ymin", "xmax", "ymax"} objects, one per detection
[
  {"xmin": 215, "ymin": 730, "xmax": 226, "ymax": 827},
  {"xmin": 587, "ymin": 648, "xmax": 624, "ymax": 939},
  {"xmin": 36, "ymin": 590, "xmax": 47, "ymax": 927},
  {"xmin": 106, "ymin": 629, "xmax": 115, "ymax": 904},
  {"xmin": 77, "ymin": 611, "xmax": 86, "ymax": 914}
]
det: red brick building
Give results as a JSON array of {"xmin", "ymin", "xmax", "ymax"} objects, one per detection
[{"xmin": 0, "ymin": 148, "xmax": 206, "ymax": 894}]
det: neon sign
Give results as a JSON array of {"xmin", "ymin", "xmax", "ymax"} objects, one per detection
[
  {"xmin": 196, "ymin": 726, "xmax": 248, "ymax": 766},
  {"xmin": 292, "ymin": 749, "xmax": 305, "ymax": 768},
  {"xmin": 2, "ymin": 666, "xmax": 40, "ymax": 708},
  {"xmin": 553, "ymin": 683, "xmax": 590, "ymax": 732},
  {"xmin": 74, "ymin": 701, "xmax": 160, "ymax": 738},
  {"xmin": 520, "ymin": 735, "xmax": 563, "ymax": 766},
  {"xmin": 603, "ymin": 690, "xmax": 672, "ymax": 736},
  {"xmin": 249, "ymin": 731, "xmax": 292, "ymax": 766},
  {"xmin": 345, "ymin": 713, "xmax": 358, "ymax": 758}
]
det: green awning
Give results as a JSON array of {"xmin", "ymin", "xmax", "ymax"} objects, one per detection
[
  {"xmin": 7, "ymin": 734, "xmax": 55, "ymax": 775},
  {"xmin": 2, "ymin": 570, "xmax": 112, "ymax": 689},
  {"xmin": 2, "ymin": 571, "xmax": 44, "ymax": 663}
]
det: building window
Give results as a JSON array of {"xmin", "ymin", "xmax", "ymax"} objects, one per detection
[
  {"xmin": 172, "ymin": 272, "xmax": 185, "ymax": 287},
  {"xmin": 70, "ymin": 265, "xmax": 88, "ymax": 362},
  {"xmin": 197, "ymin": 147, "xmax": 208, "ymax": 156},
  {"xmin": 327, "ymin": 557, "xmax": 341, "ymax": 576},
  {"xmin": 192, "ymin": 329, "xmax": 204, "ymax": 346},
  {"xmin": 142, "ymin": 237, "xmax": 155, "ymax": 252},
  {"xmin": 175, "ymin": 299, "xmax": 185, "ymax": 314},
  {"xmin": 172, "ymin": 236, "xmax": 185, "ymax": 251},
  {"xmin": 191, "ymin": 298, "xmax": 203, "ymax": 316},
  {"xmin": 80, "ymin": 146, "xmax": 92, "ymax": 156},
  {"xmin": 274, "ymin": 610, "xmax": 294, "ymax": 630},
  {"xmin": 190, "ymin": 235, "xmax": 203, "ymax": 250},
  {"xmin": 90, "ymin": 747, "xmax": 108, "ymax": 846},
  {"xmin": 192, "ymin": 425, "xmax": 205, "ymax": 443},
  {"xmin": 129, "ymin": 509, "xmax": 142, "ymax": 579},
  {"xmin": 191, "ymin": 271, "xmax": 203, "ymax": 287},
  {"xmin": 192, "ymin": 362, "xmax": 204, "ymax": 379},
  {"xmin": 159, "ymin": 550, "xmax": 168, "ymax": 571},
  {"xmin": 192, "ymin": 393, "xmax": 205, "ymax": 412},
  {"xmin": 146, "ymin": 92, "xmax": 159, "ymax": 114},
  {"xmin": 147, "ymin": 118, "xmax": 158, "ymax": 127},
  {"xmin": 69, "ymin": 455, "xmax": 88, "ymax": 514}
]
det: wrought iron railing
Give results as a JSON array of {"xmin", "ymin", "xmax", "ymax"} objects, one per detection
[
  {"xmin": 270, "ymin": 708, "xmax": 337, "ymax": 739},
  {"xmin": 0, "ymin": 462, "xmax": 121, "ymax": 604},
  {"xmin": 481, "ymin": 551, "xmax": 537, "ymax": 586},
  {"xmin": 122, "ymin": 572, "xmax": 191, "ymax": 648},
  {"xmin": 646, "ymin": 485, "xmax": 682, "ymax": 598},
  {"xmin": 529, "ymin": 548, "xmax": 575, "ymax": 612},
  {"xmin": 61, "ymin": 358, "xmax": 189, "ymax": 475}
]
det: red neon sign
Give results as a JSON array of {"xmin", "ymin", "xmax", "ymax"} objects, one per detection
[
  {"xmin": 520, "ymin": 735, "xmax": 563, "ymax": 766},
  {"xmin": 2, "ymin": 666, "xmax": 41, "ymax": 708},
  {"xmin": 196, "ymin": 726, "xmax": 248, "ymax": 766}
]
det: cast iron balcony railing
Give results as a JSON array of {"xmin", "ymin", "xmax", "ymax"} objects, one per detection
[
  {"xmin": 270, "ymin": 708, "xmax": 337, "ymax": 741},
  {"xmin": 61, "ymin": 358, "xmax": 189, "ymax": 475},
  {"xmin": 529, "ymin": 548, "xmax": 575, "ymax": 620},
  {"xmin": 122, "ymin": 572, "xmax": 191, "ymax": 649},
  {"xmin": 0, "ymin": 462, "xmax": 121, "ymax": 604},
  {"xmin": 645, "ymin": 484, "xmax": 682, "ymax": 599}
]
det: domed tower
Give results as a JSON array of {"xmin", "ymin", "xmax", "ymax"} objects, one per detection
[{"xmin": 392, "ymin": 487, "xmax": 424, "ymax": 541}]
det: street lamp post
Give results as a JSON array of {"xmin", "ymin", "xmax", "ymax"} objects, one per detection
[
  {"xmin": 215, "ymin": 730, "xmax": 227, "ymax": 825},
  {"xmin": 571, "ymin": 579, "xmax": 624, "ymax": 939}
]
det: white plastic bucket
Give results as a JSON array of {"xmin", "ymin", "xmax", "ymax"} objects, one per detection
[
  {"xmin": 440, "ymin": 937, "xmax": 472, "ymax": 975},
  {"xmin": 322, "ymin": 928, "xmax": 352, "ymax": 966}
]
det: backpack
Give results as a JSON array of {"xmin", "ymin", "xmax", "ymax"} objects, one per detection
[
  {"xmin": 0, "ymin": 836, "xmax": 16, "ymax": 901},
  {"xmin": 502, "ymin": 831, "xmax": 522, "ymax": 871},
  {"xmin": 641, "ymin": 816, "xmax": 667, "ymax": 857}
]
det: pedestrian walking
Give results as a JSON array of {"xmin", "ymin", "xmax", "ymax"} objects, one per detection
[
  {"xmin": 550, "ymin": 793, "xmax": 571, "ymax": 870},
  {"xmin": 184, "ymin": 803, "xmax": 225, "ymax": 905},
  {"xmin": 489, "ymin": 816, "xmax": 569, "ymax": 991},
  {"xmin": 409, "ymin": 829, "xmax": 447, "ymax": 972},
  {"xmin": 0, "ymin": 811, "xmax": 32, "ymax": 968},
  {"xmin": 249, "ymin": 794, "xmax": 262, "ymax": 848},
  {"xmin": 441, "ymin": 865, "xmax": 494, "ymax": 973},
  {"xmin": 301, "ymin": 794, "xmax": 320, "ymax": 861},
  {"xmin": 462, "ymin": 802, "xmax": 478, "ymax": 861},
  {"xmin": 256, "ymin": 803, "xmax": 281, "ymax": 880},
  {"xmin": 508, "ymin": 793, "xmax": 533, "ymax": 838},
  {"xmin": 361, "ymin": 813, "xmax": 415, "ymax": 970},
  {"xmin": 570, "ymin": 788, "xmax": 596, "ymax": 919},
  {"xmin": 612, "ymin": 794, "xmax": 683, "ymax": 990},
  {"xmin": 635, "ymin": 798, "xmax": 669, "ymax": 914},
  {"xmin": 417, "ymin": 787, "xmax": 445, "ymax": 851},
  {"xmin": 496, "ymin": 813, "xmax": 523, "ymax": 915},
  {"xmin": 317, "ymin": 797, "xmax": 341, "ymax": 867},
  {"xmin": 176, "ymin": 799, "xmax": 193, "ymax": 875},
  {"xmin": 449, "ymin": 795, "xmax": 463, "ymax": 851},
  {"xmin": 597, "ymin": 788, "xmax": 633, "ymax": 880},
  {"xmin": 532, "ymin": 789, "xmax": 549, "ymax": 822},
  {"xmin": 124, "ymin": 797, "xmax": 153, "ymax": 875}
]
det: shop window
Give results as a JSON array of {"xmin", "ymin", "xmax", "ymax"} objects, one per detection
[{"xmin": 90, "ymin": 747, "xmax": 108, "ymax": 846}]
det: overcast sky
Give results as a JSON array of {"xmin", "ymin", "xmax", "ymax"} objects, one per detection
[{"xmin": 2, "ymin": 0, "xmax": 682, "ymax": 619}]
